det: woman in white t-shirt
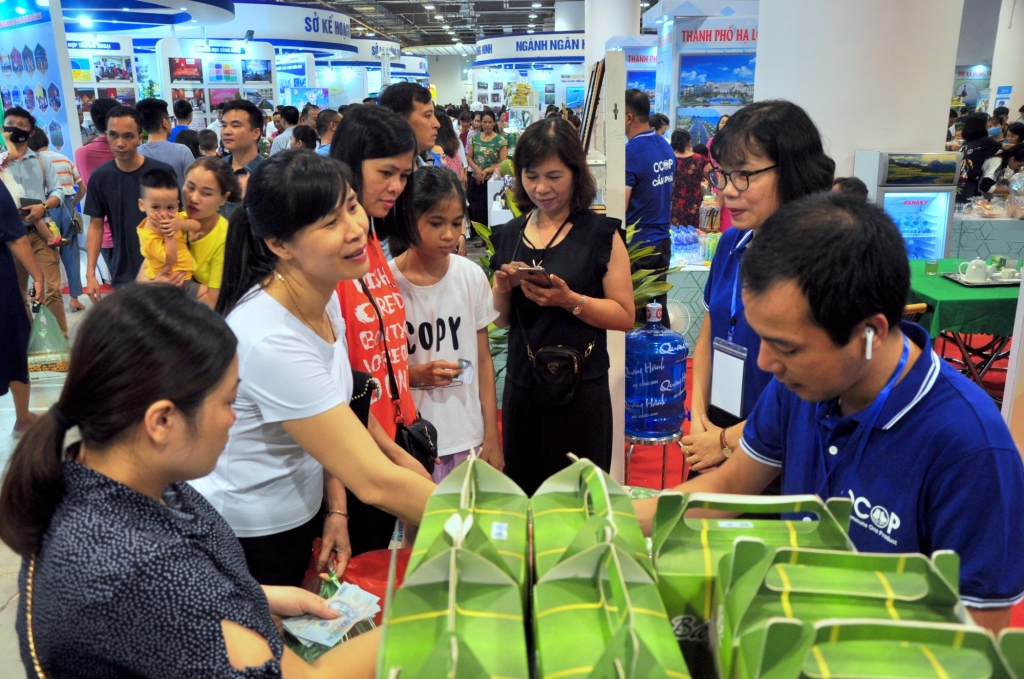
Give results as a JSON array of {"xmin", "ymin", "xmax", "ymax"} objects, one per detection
[
  {"xmin": 191, "ymin": 150, "xmax": 435, "ymax": 586},
  {"xmin": 390, "ymin": 166, "xmax": 502, "ymax": 481}
]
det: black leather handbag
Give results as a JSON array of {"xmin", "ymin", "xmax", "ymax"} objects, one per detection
[
  {"xmin": 349, "ymin": 370, "xmax": 379, "ymax": 426},
  {"xmin": 526, "ymin": 340, "xmax": 594, "ymax": 407}
]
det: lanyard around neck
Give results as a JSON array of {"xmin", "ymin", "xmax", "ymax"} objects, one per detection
[
  {"xmin": 818, "ymin": 335, "xmax": 911, "ymax": 494},
  {"xmin": 515, "ymin": 211, "xmax": 572, "ymax": 266}
]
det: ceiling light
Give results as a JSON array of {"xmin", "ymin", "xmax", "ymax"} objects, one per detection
[
  {"xmin": 528, "ymin": 13, "xmax": 538, "ymax": 19},
  {"xmin": 367, "ymin": 31, "xmax": 375, "ymax": 36},
  {"xmin": 531, "ymin": 2, "xmax": 542, "ymax": 6},
  {"xmin": 451, "ymin": 37, "xmax": 458, "ymax": 41},
  {"xmin": 447, "ymin": 30, "xmax": 454, "ymax": 34},
  {"xmin": 641, "ymin": 1, "xmax": 650, "ymax": 5},
  {"xmin": 527, "ymin": 29, "xmax": 534, "ymax": 34},
  {"xmin": 528, "ymin": 23, "xmax": 535, "ymax": 28},
  {"xmin": 190, "ymin": 18, "xmax": 197, "ymax": 22},
  {"xmin": 434, "ymin": 14, "xmax": 443, "ymax": 20},
  {"xmin": 424, "ymin": 3, "xmax": 435, "ymax": 8},
  {"xmin": 14, "ymin": 6, "xmax": 26, "ymax": 13},
  {"xmin": 179, "ymin": 6, "xmax": 186, "ymax": 10},
  {"xmin": 442, "ymin": 24, "xmax": 450, "ymax": 29},
  {"xmin": 78, "ymin": 14, "xmax": 93, "ymax": 26}
]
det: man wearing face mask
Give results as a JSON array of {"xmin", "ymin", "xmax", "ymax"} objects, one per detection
[{"xmin": 2, "ymin": 106, "xmax": 67, "ymax": 336}]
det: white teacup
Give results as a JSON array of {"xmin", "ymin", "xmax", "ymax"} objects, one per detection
[{"xmin": 1002, "ymin": 268, "xmax": 1020, "ymax": 281}]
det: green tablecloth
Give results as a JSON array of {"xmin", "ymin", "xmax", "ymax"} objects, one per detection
[{"xmin": 907, "ymin": 258, "xmax": 1019, "ymax": 337}]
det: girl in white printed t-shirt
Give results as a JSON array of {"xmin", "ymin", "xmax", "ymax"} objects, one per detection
[{"xmin": 390, "ymin": 166, "xmax": 503, "ymax": 482}]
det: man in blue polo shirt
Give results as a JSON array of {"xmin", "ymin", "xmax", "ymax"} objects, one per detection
[
  {"xmin": 635, "ymin": 192, "xmax": 1024, "ymax": 631},
  {"xmin": 625, "ymin": 89, "xmax": 675, "ymax": 325}
]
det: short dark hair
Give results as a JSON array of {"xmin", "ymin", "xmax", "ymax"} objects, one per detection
[
  {"xmin": 832, "ymin": 176, "xmax": 869, "ymax": 200},
  {"xmin": 378, "ymin": 82, "xmax": 433, "ymax": 118},
  {"xmin": 27, "ymin": 128, "xmax": 48, "ymax": 151},
  {"xmin": 316, "ymin": 109, "xmax": 340, "ymax": 137},
  {"xmin": 337, "ymin": 104, "xmax": 349, "ymax": 115},
  {"xmin": 362, "ymin": 96, "xmax": 376, "ymax": 104},
  {"xmin": 457, "ymin": 110, "xmax": 472, "ymax": 123},
  {"xmin": 139, "ymin": 167, "xmax": 180, "ymax": 196},
  {"xmin": 222, "ymin": 99, "xmax": 264, "ymax": 132},
  {"xmin": 1007, "ymin": 121, "xmax": 1024, "ymax": 140},
  {"xmin": 175, "ymin": 129, "xmax": 200, "ymax": 158},
  {"xmin": 173, "ymin": 99, "xmax": 194, "ymax": 121},
  {"xmin": 949, "ymin": 108, "xmax": 960, "ymax": 120},
  {"xmin": 670, "ymin": 129, "xmax": 692, "ymax": 153},
  {"xmin": 649, "ymin": 113, "xmax": 669, "ymax": 130},
  {"xmin": 711, "ymin": 100, "xmax": 835, "ymax": 206},
  {"xmin": 961, "ymin": 112, "xmax": 990, "ymax": 142},
  {"xmin": 291, "ymin": 124, "xmax": 318, "ymax": 150},
  {"xmin": 90, "ymin": 98, "xmax": 120, "ymax": 134},
  {"xmin": 625, "ymin": 89, "xmax": 650, "ymax": 121},
  {"xmin": 741, "ymin": 192, "xmax": 909, "ymax": 346},
  {"xmin": 512, "ymin": 117, "xmax": 596, "ymax": 215},
  {"xmin": 692, "ymin": 143, "xmax": 709, "ymax": 157},
  {"xmin": 105, "ymin": 105, "xmax": 144, "ymax": 134},
  {"xmin": 301, "ymin": 103, "xmax": 320, "ymax": 119},
  {"xmin": 280, "ymin": 105, "xmax": 300, "ymax": 126},
  {"xmin": 135, "ymin": 98, "xmax": 171, "ymax": 133},
  {"xmin": 197, "ymin": 129, "xmax": 218, "ymax": 151},
  {"xmin": 994, "ymin": 106, "xmax": 1010, "ymax": 118},
  {"xmin": 4, "ymin": 106, "xmax": 35, "ymax": 128}
]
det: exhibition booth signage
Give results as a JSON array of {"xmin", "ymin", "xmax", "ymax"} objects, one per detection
[{"xmin": 474, "ymin": 31, "xmax": 585, "ymax": 67}]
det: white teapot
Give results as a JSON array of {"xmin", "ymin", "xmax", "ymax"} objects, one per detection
[{"xmin": 959, "ymin": 257, "xmax": 991, "ymax": 283}]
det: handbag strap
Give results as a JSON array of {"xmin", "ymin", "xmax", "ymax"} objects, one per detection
[
  {"xmin": 358, "ymin": 279, "xmax": 405, "ymax": 425},
  {"xmin": 509, "ymin": 213, "xmax": 596, "ymax": 363},
  {"xmin": 26, "ymin": 556, "xmax": 47, "ymax": 679}
]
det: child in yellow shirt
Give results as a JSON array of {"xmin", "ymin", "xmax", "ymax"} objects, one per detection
[{"xmin": 137, "ymin": 168, "xmax": 208, "ymax": 301}]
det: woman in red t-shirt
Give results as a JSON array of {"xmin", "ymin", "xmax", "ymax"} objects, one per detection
[{"xmin": 330, "ymin": 105, "xmax": 455, "ymax": 554}]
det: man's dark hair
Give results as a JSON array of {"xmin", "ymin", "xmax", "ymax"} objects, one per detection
[
  {"xmin": 216, "ymin": 101, "xmax": 228, "ymax": 113},
  {"xmin": 741, "ymin": 192, "xmax": 909, "ymax": 346},
  {"xmin": 1019, "ymin": 104, "xmax": 1024, "ymax": 114},
  {"xmin": 139, "ymin": 167, "xmax": 180, "ymax": 196},
  {"xmin": 692, "ymin": 143, "xmax": 709, "ymax": 157},
  {"xmin": 362, "ymin": 96, "xmax": 376, "ymax": 105},
  {"xmin": 90, "ymin": 98, "xmax": 120, "ymax": 134},
  {"xmin": 173, "ymin": 99, "xmax": 193, "ymax": 122},
  {"xmin": 1008, "ymin": 121, "xmax": 1024, "ymax": 140},
  {"xmin": 994, "ymin": 106, "xmax": 1010, "ymax": 119},
  {"xmin": 135, "ymin": 98, "xmax": 171, "ymax": 134},
  {"xmin": 27, "ymin": 128, "xmax": 48, "ymax": 151},
  {"xmin": 711, "ymin": 100, "xmax": 835, "ymax": 205},
  {"xmin": 280, "ymin": 105, "xmax": 300, "ymax": 126},
  {"xmin": 338, "ymin": 104, "xmax": 349, "ymax": 115},
  {"xmin": 300, "ymin": 103, "xmax": 320, "ymax": 120},
  {"xmin": 316, "ymin": 109, "xmax": 340, "ymax": 138},
  {"xmin": 197, "ymin": 129, "xmax": 218, "ymax": 151},
  {"xmin": 378, "ymin": 82, "xmax": 433, "ymax": 118},
  {"xmin": 670, "ymin": 129, "xmax": 692, "ymax": 154},
  {"xmin": 105, "ymin": 105, "xmax": 145, "ymax": 134},
  {"xmin": 961, "ymin": 112, "xmax": 990, "ymax": 142},
  {"xmin": 949, "ymin": 108, "xmax": 959, "ymax": 120},
  {"xmin": 4, "ymin": 106, "xmax": 36, "ymax": 129},
  {"xmin": 222, "ymin": 99, "xmax": 264, "ymax": 132},
  {"xmin": 832, "ymin": 176, "xmax": 869, "ymax": 200},
  {"xmin": 625, "ymin": 89, "xmax": 650, "ymax": 121}
]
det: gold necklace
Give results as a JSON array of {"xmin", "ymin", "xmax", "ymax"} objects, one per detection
[{"xmin": 275, "ymin": 272, "xmax": 334, "ymax": 342}]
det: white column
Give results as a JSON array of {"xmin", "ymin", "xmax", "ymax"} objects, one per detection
[
  {"xmin": 554, "ymin": 1, "xmax": 585, "ymax": 31},
  {"xmin": 988, "ymin": 0, "xmax": 1024, "ymax": 116},
  {"xmin": 584, "ymin": 0, "xmax": 639, "ymax": 70},
  {"xmin": 755, "ymin": 0, "xmax": 964, "ymax": 175}
]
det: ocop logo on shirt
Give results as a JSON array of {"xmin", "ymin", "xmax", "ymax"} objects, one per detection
[
  {"xmin": 652, "ymin": 158, "xmax": 674, "ymax": 187},
  {"xmin": 846, "ymin": 489, "xmax": 900, "ymax": 546}
]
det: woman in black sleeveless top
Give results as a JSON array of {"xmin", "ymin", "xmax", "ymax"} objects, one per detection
[{"xmin": 491, "ymin": 118, "xmax": 635, "ymax": 495}]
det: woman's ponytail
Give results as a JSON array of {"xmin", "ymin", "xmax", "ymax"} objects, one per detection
[
  {"xmin": 215, "ymin": 205, "xmax": 276, "ymax": 317},
  {"xmin": 0, "ymin": 409, "xmax": 70, "ymax": 556}
]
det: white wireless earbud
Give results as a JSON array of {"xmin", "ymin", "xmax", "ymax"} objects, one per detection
[{"xmin": 864, "ymin": 327, "xmax": 875, "ymax": 360}]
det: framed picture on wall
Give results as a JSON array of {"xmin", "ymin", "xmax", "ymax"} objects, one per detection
[
  {"xmin": 70, "ymin": 57, "xmax": 92, "ymax": 83},
  {"xmin": 93, "ymin": 56, "xmax": 133, "ymax": 83},
  {"xmin": 207, "ymin": 61, "xmax": 240, "ymax": 84},
  {"xmin": 493, "ymin": 81, "xmax": 503, "ymax": 91},
  {"xmin": 172, "ymin": 88, "xmax": 208, "ymax": 114},
  {"xmin": 75, "ymin": 88, "xmax": 96, "ymax": 112},
  {"xmin": 490, "ymin": 93, "xmax": 501, "ymax": 103},
  {"xmin": 169, "ymin": 58, "xmax": 203, "ymax": 85},
  {"xmin": 477, "ymin": 80, "xmax": 488, "ymax": 90},
  {"xmin": 242, "ymin": 59, "xmax": 272, "ymax": 83}
]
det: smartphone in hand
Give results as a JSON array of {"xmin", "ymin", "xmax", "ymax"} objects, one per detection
[{"xmin": 516, "ymin": 265, "xmax": 553, "ymax": 288}]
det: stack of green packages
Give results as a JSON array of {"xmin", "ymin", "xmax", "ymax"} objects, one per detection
[
  {"xmin": 532, "ymin": 456, "xmax": 652, "ymax": 581},
  {"xmin": 714, "ymin": 539, "xmax": 970, "ymax": 679},
  {"xmin": 532, "ymin": 458, "xmax": 690, "ymax": 679},
  {"xmin": 378, "ymin": 457, "xmax": 530, "ymax": 678},
  {"xmin": 651, "ymin": 493, "xmax": 855, "ymax": 678}
]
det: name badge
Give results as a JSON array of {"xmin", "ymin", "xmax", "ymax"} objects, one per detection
[{"xmin": 711, "ymin": 336, "xmax": 747, "ymax": 418}]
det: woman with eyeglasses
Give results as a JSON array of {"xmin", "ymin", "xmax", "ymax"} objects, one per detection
[{"xmin": 682, "ymin": 100, "xmax": 834, "ymax": 477}]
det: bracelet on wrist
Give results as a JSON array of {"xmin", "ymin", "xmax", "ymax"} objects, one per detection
[{"xmin": 325, "ymin": 509, "xmax": 348, "ymax": 519}]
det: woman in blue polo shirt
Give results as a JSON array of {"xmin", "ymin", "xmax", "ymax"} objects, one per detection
[{"xmin": 682, "ymin": 101, "xmax": 835, "ymax": 474}]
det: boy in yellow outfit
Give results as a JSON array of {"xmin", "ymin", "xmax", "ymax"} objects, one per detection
[{"xmin": 137, "ymin": 168, "xmax": 208, "ymax": 301}]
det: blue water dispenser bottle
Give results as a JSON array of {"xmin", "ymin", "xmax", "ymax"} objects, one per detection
[{"xmin": 625, "ymin": 302, "xmax": 689, "ymax": 439}]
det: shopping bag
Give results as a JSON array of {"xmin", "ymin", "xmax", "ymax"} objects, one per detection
[
  {"xmin": 713, "ymin": 540, "xmax": 968, "ymax": 679},
  {"xmin": 531, "ymin": 456, "xmax": 652, "ymax": 581},
  {"xmin": 533, "ymin": 539, "xmax": 690, "ymax": 679},
  {"xmin": 651, "ymin": 492, "xmax": 855, "ymax": 678},
  {"xmin": 735, "ymin": 619, "xmax": 1015, "ymax": 679},
  {"xmin": 26, "ymin": 303, "xmax": 70, "ymax": 374},
  {"xmin": 406, "ymin": 455, "xmax": 528, "ymax": 591},
  {"xmin": 378, "ymin": 515, "xmax": 529, "ymax": 679}
]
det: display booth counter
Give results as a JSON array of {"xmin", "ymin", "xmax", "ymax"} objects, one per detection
[{"xmin": 950, "ymin": 216, "xmax": 1024, "ymax": 262}]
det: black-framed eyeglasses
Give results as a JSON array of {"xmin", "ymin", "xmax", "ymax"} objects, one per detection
[{"xmin": 708, "ymin": 165, "xmax": 778, "ymax": 192}]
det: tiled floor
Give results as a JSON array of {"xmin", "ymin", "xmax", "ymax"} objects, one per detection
[{"xmin": 0, "ymin": 295, "xmax": 91, "ymax": 679}]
